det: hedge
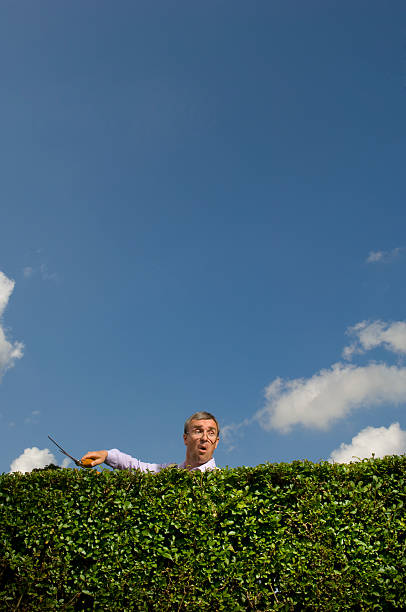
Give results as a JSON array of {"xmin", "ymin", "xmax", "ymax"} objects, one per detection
[{"xmin": 1, "ymin": 456, "xmax": 405, "ymax": 611}]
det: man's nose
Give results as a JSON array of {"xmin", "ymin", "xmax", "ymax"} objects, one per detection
[{"xmin": 200, "ymin": 430, "xmax": 209, "ymax": 441}]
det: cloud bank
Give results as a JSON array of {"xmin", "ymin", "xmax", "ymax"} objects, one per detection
[
  {"xmin": 343, "ymin": 320, "xmax": 406, "ymax": 360},
  {"xmin": 256, "ymin": 363, "xmax": 406, "ymax": 432},
  {"xmin": 0, "ymin": 271, "xmax": 24, "ymax": 379},
  {"xmin": 222, "ymin": 319, "xmax": 406, "ymax": 461},
  {"xmin": 253, "ymin": 319, "xmax": 406, "ymax": 433},
  {"xmin": 329, "ymin": 422, "xmax": 406, "ymax": 463},
  {"xmin": 10, "ymin": 447, "xmax": 71, "ymax": 472}
]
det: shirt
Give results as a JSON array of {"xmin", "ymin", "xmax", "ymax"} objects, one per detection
[{"xmin": 105, "ymin": 448, "xmax": 217, "ymax": 472}]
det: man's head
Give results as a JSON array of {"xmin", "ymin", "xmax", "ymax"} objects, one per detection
[{"xmin": 183, "ymin": 411, "xmax": 219, "ymax": 467}]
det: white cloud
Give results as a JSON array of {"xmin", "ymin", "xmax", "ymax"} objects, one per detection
[
  {"xmin": 9, "ymin": 447, "xmax": 71, "ymax": 472},
  {"xmin": 0, "ymin": 271, "xmax": 14, "ymax": 316},
  {"xmin": 10, "ymin": 447, "xmax": 56, "ymax": 472},
  {"xmin": 0, "ymin": 327, "xmax": 23, "ymax": 377},
  {"xmin": 343, "ymin": 320, "xmax": 406, "ymax": 360},
  {"xmin": 329, "ymin": 422, "xmax": 406, "ymax": 463},
  {"xmin": 256, "ymin": 362, "xmax": 406, "ymax": 432},
  {"xmin": 0, "ymin": 270, "xmax": 24, "ymax": 379},
  {"xmin": 366, "ymin": 247, "xmax": 402, "ymax": 264}
]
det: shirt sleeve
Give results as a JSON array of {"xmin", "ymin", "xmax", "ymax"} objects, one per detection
[{"xmin": 105, "ymin": 448, "xmax": 165, "ymax": 473}]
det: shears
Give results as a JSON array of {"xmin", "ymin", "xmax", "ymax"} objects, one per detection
[{"xmin": 48, "ymin": 435, "xmax": 93, "ymax": 468}]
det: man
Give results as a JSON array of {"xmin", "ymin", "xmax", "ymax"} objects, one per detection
[{"xmin": 81, "ymin": 411, "xmax": 219, "ymax": 472}]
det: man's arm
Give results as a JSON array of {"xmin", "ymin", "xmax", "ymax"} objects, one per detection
[{"xmin": 80, "ymin": 449, "xmax": 166, "ymax": 472}]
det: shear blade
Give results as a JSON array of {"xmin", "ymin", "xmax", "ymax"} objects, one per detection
[{"xmin": 48, "ymin": 435, "xmax": 82, "ymax": 466}]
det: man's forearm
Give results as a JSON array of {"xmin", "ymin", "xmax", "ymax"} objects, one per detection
[{"xmin": 105, "ymin": 448, "xmax": 165, "ymax": 472}]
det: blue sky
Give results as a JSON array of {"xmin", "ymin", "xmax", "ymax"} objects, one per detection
[{"xmin": 1, "ymin": 1, "xmax": 406, "ymax": 473}]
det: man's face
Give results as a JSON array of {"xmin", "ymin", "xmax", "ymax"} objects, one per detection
[{"xmin": 183, "ymin": 418, "xmax": 219, "ymax": 465}]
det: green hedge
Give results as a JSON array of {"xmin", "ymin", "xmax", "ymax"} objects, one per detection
[{"xmin": 1, "ymin": 457, "xmax": 405, "ymax": 611}]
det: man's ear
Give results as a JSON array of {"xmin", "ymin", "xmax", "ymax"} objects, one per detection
[{"xmin": 183, "ymin": 433, "xmax": 188, "ymax": 446}]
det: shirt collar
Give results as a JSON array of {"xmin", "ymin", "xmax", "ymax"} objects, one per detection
[{"xmin": 178, "ymin": 457, "xmax": 217, "ymax": 472}]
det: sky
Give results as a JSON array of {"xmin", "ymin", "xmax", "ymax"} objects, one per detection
[{"xmin": 1, "ymin": 1, "xmax": 406, "ymax": 473}]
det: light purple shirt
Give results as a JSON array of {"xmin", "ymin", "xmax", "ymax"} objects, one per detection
[{"xmin": 106, "ymin": 448, "xmax": 217, "ymax": 473}]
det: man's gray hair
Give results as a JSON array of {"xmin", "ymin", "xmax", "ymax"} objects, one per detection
[{"xmin": 184, "ymin": 411, "xmax": 220, "ymax": 437}]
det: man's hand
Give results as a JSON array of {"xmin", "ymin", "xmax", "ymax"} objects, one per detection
[{"xmin": 80, "ymin": 450, "xmax": 108, "ymax": 467}]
